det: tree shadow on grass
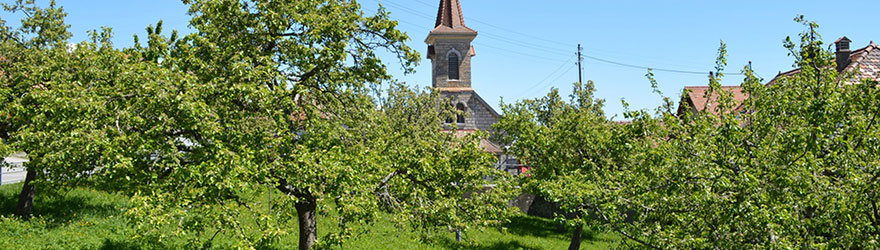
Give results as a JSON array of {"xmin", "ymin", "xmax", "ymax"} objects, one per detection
[
  {"xmin": 99, "ymin": 239, "xmax": 147, "ymax": 250},
  {"xmin": 0, "ymin": 184, "xmax": 20, "ymax": 215},
  {"xmin": 0, "ymin": 184, "xmax": 122, "ymax": 229},
  {"xmin": 435, "ymin": 236, "xmax": 542, "ymax": 250},
  {"xmin": 503, "ymin": 215, "xmax": 576, "ymax": 240},
  {"xmin": 501, "ymin": 215, "xmax": 613, "ymax": 247}
]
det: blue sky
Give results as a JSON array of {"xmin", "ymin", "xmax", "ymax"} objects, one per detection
[{"xmin": 29, "ymin": 0, "xmax": 880, "ymax": 118}]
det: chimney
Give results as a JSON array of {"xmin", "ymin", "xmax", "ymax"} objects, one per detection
[{"xmin": 835, "ymin": 36, "xmax": 852, "ymax": 72}]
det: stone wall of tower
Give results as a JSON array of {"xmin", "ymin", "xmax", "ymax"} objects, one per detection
[
  {"xmin": 441, "ymin": 91, "xmax": 498, "ymax": 132},
  {"xmin": 431, "ymin": 41, "xmax": 473, "ymax": 88}
]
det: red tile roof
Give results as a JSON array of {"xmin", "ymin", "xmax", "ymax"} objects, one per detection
[
  {"xmin": 768, "ymin": 40, "xmax": 880, "ymax": 85},
  {"xmin": 678, "ymin": 86, "xmax": 749, "ymax": 115},
  {"xmin": 430, "ymin": 0, "xmax": 477, "ymax": 35},
  {"xmin": 682, "ymin": 38, "xmax": 880, "ymax": 117},
  {"xmin": 845, "ymin": 41, "xmax": 880, "ymax": 82},
  {"xmin": 766, "ymin": 68, "xmax": 800, "ymax": 86}
]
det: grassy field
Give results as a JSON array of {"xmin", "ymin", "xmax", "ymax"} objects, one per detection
[{"xmin": 0, "ymin": 183, "xmax": 617, "ymax": 249}]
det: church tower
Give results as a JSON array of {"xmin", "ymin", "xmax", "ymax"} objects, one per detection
[
  {"xmin": 426, "ymin": 0, "xmax": 477, "ymax": 89},
  {"xmin": 427, "ymin": 0, "xmax": 499, "ymax": 132}
]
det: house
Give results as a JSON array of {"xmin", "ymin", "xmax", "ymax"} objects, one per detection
[
  {"xmin": 771, "ymin": 37, "xmax": 879, "ymax": 85},
  {"xmin": 1, "ymin": 152, "xmax": 28, "ymax": 185},
  {"xmin": 678, "ymin": 37, "xmax": 880, "ymax": 116},
  {"xmin": 677, "ymin": 85, "xmax": 749, "ymax": 117}
]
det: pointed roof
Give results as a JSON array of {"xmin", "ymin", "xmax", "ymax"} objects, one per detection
[
  {"xmin": 677, "ymin": 86, "xmax": 749, "ymax": 116},
  {"xmin": 430, "ymin": 0, "xmax": 477, "ymax": 35}
]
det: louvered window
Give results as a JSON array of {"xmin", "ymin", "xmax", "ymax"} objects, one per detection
[{"xmin": 448, "ymin": 53, "xmax": 460, "ymax": 80}]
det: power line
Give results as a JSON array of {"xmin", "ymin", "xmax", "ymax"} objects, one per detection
[
  {"xmin": 371, "ymin": 0, "xmax": 572, "ymax": 56},
  {"xmin": 514, "ymin": 55, "xmax": 577, "ymax": 99},
  {"xmin": 408, "ymin": 0, "xmax": 711, "ymax": 69},
  {"xmin": 474, "ymin": 42, "xmax": 569, "ymax": 62},
  {"xmin": 536, "ymin": 64, "xmax": 578, "ymax": 94},
  {"xmin": 381, "ymin": 14, "xmax": 571, "ymax": 63},
  {"xmin": 408, "ymin": 0, "xmax": 571, "ymax": 47},
  {"xmin": 374, "ymin": 0, "xmax": 572, "ymax": 56},
  {"xmin": 375, "ymin": 0, "xmax": 436, "ymax": 20},
  {"xmin": 479, "ymin": 32, "xmax": 571, "ymax": 56},
  {"xmin": 581, "ymin": 54, "xmax": 743, "ymax": 75},
  {"xmin": 369, "ymin": 0, "xmax": 744, "ymax": 76}
]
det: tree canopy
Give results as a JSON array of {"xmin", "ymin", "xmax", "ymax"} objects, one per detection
[
  {"xmin": 7, "ymin": 0, "xmax": 880, "ymax": 249},
  {"xmin": 496, "ymin": 17, "xmax": 880, "ymax": 249},
  {"xmin": 2, "ymin": 0, "xmax": 514, "ymax": 249}
]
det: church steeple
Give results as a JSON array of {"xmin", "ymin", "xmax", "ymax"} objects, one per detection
[
  {"xmin": 426, "ymin": 0, "xmax": 477, "ymax": 89},
  {"xmin": 431, "ymin": 0, "xmax": 476, "ymax": 35}
]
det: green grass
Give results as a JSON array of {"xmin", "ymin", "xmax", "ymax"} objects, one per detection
[
  {"xmin": 0, "ymin": 183, "xmax": 135, "ymax": 249},
  {"xmin": 0, "ymin": 183, "xmax": 616, "ymax": 249}
]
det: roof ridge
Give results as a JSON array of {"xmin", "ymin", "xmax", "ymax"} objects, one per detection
[
  {"xmin": 851, "ymin": 42, "xmax": 877, "ymax": 54},
  {"xmin": 846, "ymin": 42, "xmax": 878, "ymax": 70},
  {"xmin": 866, "ymin": 41, "xmax": 879, "ymax": 51}
]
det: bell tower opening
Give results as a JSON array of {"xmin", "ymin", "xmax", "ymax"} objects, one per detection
[{"xmin": 448, "ymin": 52, "xmax": 460, "ymax": 80}]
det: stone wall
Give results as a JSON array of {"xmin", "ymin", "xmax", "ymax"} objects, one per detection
[
  {"xmin": 430, "ymin": 41, "xmax": 473, "ymax": 88},
  {"xmin": 441, "ymin": 91, "xmax": 498, "ymax": 132}
]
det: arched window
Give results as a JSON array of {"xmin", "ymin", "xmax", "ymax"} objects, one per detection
[
  {"xmin": 448, "ymin": 53, "xmax": 460, "ymax": 80},
  {"xmin": 456, "ymin": 103, "xmax": 466, "ymax": 124}
]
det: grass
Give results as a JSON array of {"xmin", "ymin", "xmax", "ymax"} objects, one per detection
[
  {"xmin": 0, "ymin": 183, "xmax": 135, "ymax": 249},
  {"xmin": 0, "ymin": 183, "xmax": 617, "ymax": 249}
]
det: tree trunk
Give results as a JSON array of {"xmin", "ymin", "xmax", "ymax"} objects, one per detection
[
  {"xmin": 275, "ymin": 176, "xmax": 319, "ymax": 250},
  {"xmin": 568, "ymin": 224, "xmax": 583, "ymax": 250},
  {"xmin": 295, "ymin": 196, "xmax": 318, "ymax": 250},
  {"xmin": 15, "ymin": 170, "xmax": 36, "ymax": 218}
]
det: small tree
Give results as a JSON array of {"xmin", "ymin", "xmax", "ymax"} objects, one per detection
[
  {"xmin": 112, "ymin": 1, "xmax": 513, "ymax": 249},
  {"xmin": 0, "ymin": 0, "xmax": 77, "ymax": 218},
  {"xmin": 374, "ymin": 84, "xmax": 516, "ymax": 239},
  {"xmin": 495, "ymin": 81, "xmax": 641, "ymax": 250}
]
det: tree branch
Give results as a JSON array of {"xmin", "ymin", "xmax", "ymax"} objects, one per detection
[{"xmin": 591, "ymin": 204, "xmax": 662, "ymax": 250}]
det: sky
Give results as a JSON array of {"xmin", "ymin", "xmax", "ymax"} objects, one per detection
[{"xmin": 17, "ymin": 0, "xmax": 880, "ymax": 119}]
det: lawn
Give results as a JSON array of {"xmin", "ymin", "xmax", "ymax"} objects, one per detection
[{"xmin": 0, "ymin": 183, "xmax": 617, "ymax": 249}]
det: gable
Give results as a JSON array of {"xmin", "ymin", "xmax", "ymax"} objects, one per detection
[{"xmin": 678, "ymin": 86, "xmax": 749, "ymax": 115}]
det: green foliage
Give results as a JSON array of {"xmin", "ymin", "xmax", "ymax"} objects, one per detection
[
  {"xmin": 372, "ymin": 84, "xmax": 517, "ymax": 236},
  {"xmin": 1, "ymin": 0, "xmax": 513, "ymax": 248},
  {"xmin": 0, "ymin": 0, "xmax": 122, "ymax": 193},
  {"xmin": 495, "ymin": 81, "xmax": 630, "ymax": 248},
  {"xmin": 111, "ymin": 0, "xmax": 508, "ymax": 248},
  {"xmin": 498, "ymin": 17, "xmax": 880, "ymax": 249}
]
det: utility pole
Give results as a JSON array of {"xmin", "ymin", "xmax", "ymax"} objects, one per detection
[{"xmin": 577, "ymin": 44, "xmax": 584, "ymax": 83}]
